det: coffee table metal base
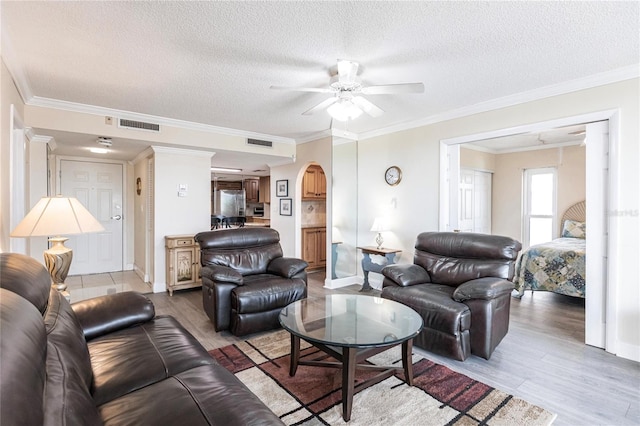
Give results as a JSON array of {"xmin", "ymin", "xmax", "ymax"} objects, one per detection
[{"xmin": 289, "ymin": 335, "xmax": 415, "ymax": 422}]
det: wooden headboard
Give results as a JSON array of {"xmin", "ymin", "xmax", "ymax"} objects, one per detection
[{"xmin": 562, "ymin": 200, "xmax": 586, "ymax": 224}]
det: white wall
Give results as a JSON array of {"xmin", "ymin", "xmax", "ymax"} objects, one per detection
[
  {"xmin": 0, "ymin": 58, "xmax": 25, "ymax": 253},
  {"xmin": 133, "ymin": 152, "xmax": 151, "ymax": 281},
  {"xmin": 151, "ymin": 147, "xmax": 212, "ymax": 292},
  {"xmin": 360, "ymin": 78, "xmax": 639, "ymax": 361},
  {"xmin": 270, "ymin": 137, "xmax": 331, "ymax": 259},
  {"xmin": 491, "ymin": 145, "xmax": 586, "ymax": 241}
]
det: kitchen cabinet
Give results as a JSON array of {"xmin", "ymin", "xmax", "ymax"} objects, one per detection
[
  {"xmin": 258, "ymin": 176, "xmax": 270, "ymax": 203},
  {"xmin": 165, "ymin": 235, "xmax": 201, "ymax": 296},
  {"xmin": 244, "ymin": 178, "xmax": 259, "ymax": 202},
  {"xmin": 214, "ymin": 180, "xmax": 242, "ymax": 191},
  {"xmin": 302, "ymin": 227, "xmax": 326, "ymax": 270},
  {"xmin": 302, "ymin": 165, "xmax": 326, "ymax": 199}
]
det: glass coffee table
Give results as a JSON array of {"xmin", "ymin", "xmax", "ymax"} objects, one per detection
[{"xmin": 279, "ymin": 294, "xmax": 423, "ymax": 422}]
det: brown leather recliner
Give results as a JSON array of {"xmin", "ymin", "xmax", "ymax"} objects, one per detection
[
  {"xmin": 381, "ymin": 232, "xmax": 522, "ymax": 361},
  {"xmin": 195, "ymin": 227, "xmax": 308, "ymax": 336}
]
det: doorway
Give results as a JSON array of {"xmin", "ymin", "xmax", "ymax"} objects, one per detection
[
  {"xmin": 58, "ymin": 159, "xmax": 125, "ymax": 275},
  {"xmin": 439, "ymin": 112, "xmax": 619, "ymax": 354}
]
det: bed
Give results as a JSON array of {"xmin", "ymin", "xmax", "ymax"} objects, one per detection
[{"xmin": 513, "ymin": 201, "xmax": 586, "ymax": 298}]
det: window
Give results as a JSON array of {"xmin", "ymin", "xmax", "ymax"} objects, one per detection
[{"xmin": 523, "ymin": 168, "xmax": 557, "ymax": 247}]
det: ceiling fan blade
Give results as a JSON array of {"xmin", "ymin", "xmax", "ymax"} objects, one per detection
[
  {"xmin": 302, "ymin": 97, "xmax": 339, "ymax": 116},
  {"xmin": 352, "ymin": 96, "xmax": 384, "ymax": 117},
  {"xmin": 270, "ymin": 85, "xmax": 334, "ymax": 94},
  {"xmin": 361, "ymin": 82, "xmax": 425, "ymax": 95},
  {"xmin": 337, "ymin": 59, "xmax": 359, "ymax": 84}
]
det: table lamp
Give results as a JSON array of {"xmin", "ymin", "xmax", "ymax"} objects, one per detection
[
  {"xmin": 370, "ymin": 217, "xmax": 390, "ymax": 250},
  {"xmin": 10, "ymin": 196, "xmax": 105, "ymax": 291}
]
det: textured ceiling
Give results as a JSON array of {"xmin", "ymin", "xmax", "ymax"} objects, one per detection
[{"xmin": 2, "ymin": 1, "xmax": 639, "ymax": 146}]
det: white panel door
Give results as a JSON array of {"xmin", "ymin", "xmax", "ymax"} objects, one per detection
[
  {"xmin": 458, "ymin": 169, "xmax": 474, "ymax": 232},
  {"xmin": 60, "ymin": 160, "xmax": 124, "ymax": 274},
  {"xmin": 459, "ymin": 169, "xmax": 492, "ymax": 234},
  {"xmin": 474, "ymin": 171, "xmax": 492, "ymax": 234}
]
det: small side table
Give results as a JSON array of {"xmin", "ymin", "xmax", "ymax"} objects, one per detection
[{"xmin": 357, "ymin": 246, "xmax": 401, "ymax": 291}]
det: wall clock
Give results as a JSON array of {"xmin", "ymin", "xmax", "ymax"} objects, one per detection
[{"xmin": 385, "ymin": 166, "xmax": 402, "ymax": 186}]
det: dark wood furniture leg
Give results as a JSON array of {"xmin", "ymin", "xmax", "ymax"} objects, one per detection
[
  {"xmin": 342, "ymin": 347, "xmax": 357, "ymax": 422},
  {"xmin": 289, "ymin": 334, "xmax": 300, "ymax": 376},
  {"xmin": 402, "ymin": 339, "xmax": 414, "ymax": 385}
]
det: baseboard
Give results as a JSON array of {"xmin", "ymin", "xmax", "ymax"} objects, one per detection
[
  {"xmin": 152, "ymin": 282, "xmax": 166, "ymax": 293},
  {"xmin": 132, "ymin": 264, "xmax": 149, "ymax": 283},
  {"xmin": 324, "ymin": 275, "xmax": 362, "ymax": 289},
  {"xmin": 615, "ymin": 341, "xmax": 640, "ymax": 362}
]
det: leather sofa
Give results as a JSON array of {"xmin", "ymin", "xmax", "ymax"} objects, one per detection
[
  {"xmin": 381, "ymin": 232, "xmax": 522, "ymax": 361},
  {"xmin": 0, "ymin": 252, "xmax": 283, "ymax": 426},
  {"xmin": 195, "ymin": 227, "xmax": 308, "ymax": 336}
]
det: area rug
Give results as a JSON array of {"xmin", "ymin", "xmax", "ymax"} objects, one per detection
[{"xmin": 209, "ymin": 330, "xmax": 556, "ymax": 425}]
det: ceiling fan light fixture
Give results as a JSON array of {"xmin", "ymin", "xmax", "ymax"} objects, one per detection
[{"xmin": 327, "ymin": 99, "xmax": 362, "ymax": 121}]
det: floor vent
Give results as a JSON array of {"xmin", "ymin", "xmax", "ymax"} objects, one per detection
[
  {"xmin": 119, "ymin": 119, "xmax": 160, "ymax": 132},
  {"xmin": 247, "ymin": 138, "xmax": 273, "ymax": 148}
]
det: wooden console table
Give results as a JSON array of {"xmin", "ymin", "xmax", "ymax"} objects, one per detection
[{"xmin": 357, "ymin": 246, "xmax": 401, "ymax": 291}]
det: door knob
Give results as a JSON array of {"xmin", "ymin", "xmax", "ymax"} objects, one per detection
[{"xmin": 111, "ymin": 215, "xmax": 122, "ymax": 220}]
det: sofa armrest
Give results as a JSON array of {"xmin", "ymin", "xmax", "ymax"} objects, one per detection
[
  {"xmin": 452, "ymin": 277, "xmax": 515, "ymax": 302},
  {"xmin": 381, "ymin": 264, "xmax": 431, "ymax": 287},
  {"xmin": 201, "ymin": 265, "xmax": 244, "ymax": 285},
  {"xmin": 267, "ymin": 257, "xmax": 308, "ymax": 278},
  {"xmin": 72, "ymin": 291, "xmax": 155, "ymax": 341}
]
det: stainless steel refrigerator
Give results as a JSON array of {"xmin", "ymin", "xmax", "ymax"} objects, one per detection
[{"xmin": 213, "ymin": 190, "xmax": 246, "ymax": 217}]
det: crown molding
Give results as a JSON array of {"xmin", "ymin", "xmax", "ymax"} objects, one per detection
[
  {"xmin": 132, "ymin": 147, "xmax": 155, "ymax": 165},
  {"xmin": 30, "ymin": 134, "xmax": 55, "ymax": 146},
  {"xmin": 296, "ymin": 129, "xmax": 333, "ymax": 143},
  {"xmin": 27, "ymin": 96, "xmax": 297, "ymax": 145},
  {"xmin": 463, "ymin": 139, "xmax": 583, "ymax": 155},
  {"xmin": 358, "ymin": 65, "xmax": 639, "ymax": 141},
  {"xmin": 330, "ymin": 128, "xmax": 358, "ymax": 141}
]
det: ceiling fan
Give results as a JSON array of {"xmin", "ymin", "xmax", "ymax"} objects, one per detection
[{"xmin": 270, "ymin": 59, "xmax": 424, "ymax": 121}]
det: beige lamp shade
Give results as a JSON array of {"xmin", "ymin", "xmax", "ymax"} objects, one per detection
[
  {"xmin": 11, "ymin": 196, "xmax": 105, "ymax": 292},
  {"xmin": 10, "ymin": 196, "xmax": 105, "ymax": 237}
]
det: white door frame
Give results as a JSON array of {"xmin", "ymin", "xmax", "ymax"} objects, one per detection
[
  {"xmin": 439, "ymin": 109, "xmax": 620, "ymax": 355},
  {"xmin": 9, "ymin": 105, "xmax": 27, "ymax": 254}
]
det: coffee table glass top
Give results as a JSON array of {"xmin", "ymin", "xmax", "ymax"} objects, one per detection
[{"xmin": 279, "ymin": 294, "xmax": 423, "ymax": 348}]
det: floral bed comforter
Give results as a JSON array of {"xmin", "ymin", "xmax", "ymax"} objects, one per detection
[{"xmin": 513, "ymin": 237, "xmax": 586, "ymax": 298}]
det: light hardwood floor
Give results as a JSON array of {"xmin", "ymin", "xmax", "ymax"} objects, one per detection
[{"xmin": 143, "ymin": 271, "xmax": 639, "ymax": 426}]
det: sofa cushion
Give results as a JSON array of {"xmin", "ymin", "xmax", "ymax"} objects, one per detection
[
  {"xmin": 382, "ymin": 284, "xmax": 471, "ymax": 335},
  {"xmin": 43, "ymin": 289, "xmax": 102, "ymax": 426},
  {"xmin": 99, "ymin": 365, "xmax": 284, "ymax": 426},
  {"xmin": 88, "ymin": 315, "xmax": 217, "ymax": 405},
  {"xmin": 232, "ymin": 275, "xmax": 307, "ymax": 314},
  {"xmin": 0, "ymin": 252, "xmax": 51, "ymax": 314},
  {"xmin": 72, "ymin": 291, "xmax": 155, "ymax": 340},
  {"xmin": 0, "ymin": 289, "xmax": 47, "ymax": 426}
]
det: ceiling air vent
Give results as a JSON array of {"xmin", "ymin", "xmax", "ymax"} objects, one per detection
[
  {"xmin": 119, "ymin": 119, "xmax": 160, "ymax": 132},
  {"xmin": 247, "ymin": 138, "xmax": 272, "ymax": 148}
]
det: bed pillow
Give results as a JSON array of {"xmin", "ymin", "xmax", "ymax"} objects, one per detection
[{"xmin": 561, "ymin": 219, "xmax": 586, "ymax": 239}]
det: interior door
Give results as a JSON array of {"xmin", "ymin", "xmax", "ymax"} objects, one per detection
[
  {"xmin": 458, "ymin": 169, "xmax": 474, "ymax": 232},
  {"xmin": 60, "ymin": 160, "xmax": 124, "ymax": 274},
  {"xmin": 459, "ymin": 169, "xmax": 492, "ymax": 234}
]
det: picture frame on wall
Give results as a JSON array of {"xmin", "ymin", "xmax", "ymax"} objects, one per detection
[
  {"xmin": 276, "ymin": 179, "xmax": 288, "ymax": 197},
  {"xmin": 280, "ymin": 198, "xmax": 292, "ymax": 216}
]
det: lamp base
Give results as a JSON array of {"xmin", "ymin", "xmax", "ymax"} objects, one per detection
[
  {"xmin": 375, "ymin": 233, "xmax": 384, "ymax": 250},
  {"xmin": 44, "ymin": 237, "xmax": 73, "ymax": 292}
]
